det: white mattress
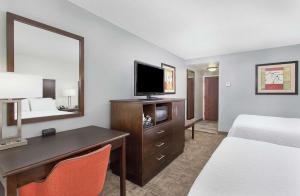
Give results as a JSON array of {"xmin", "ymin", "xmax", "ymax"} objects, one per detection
[
  {"xmin": 15, "ymin": 110, "xmax": 73, "ymax": 119},
  {"xmin": 188, "ymin": 137, "xmax": 300, "ymax": 196},
  {"xmin": 228, "ymin": 114, "xmax": 300, "ymax": 148}
]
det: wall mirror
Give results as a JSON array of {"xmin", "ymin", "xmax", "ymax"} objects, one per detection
[{"xmin": 6, "ymin": 12, "xmax": 84, "ymax": 125}]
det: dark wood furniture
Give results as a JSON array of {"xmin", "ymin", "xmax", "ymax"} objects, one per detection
[
  {"xmin": 185, "ymin": 119, "xmax": 202, "ymax": 139},
  {"xmin": 0, "ymin": 126, "xmax": 129, "ymax": 196},
  {"xmin": 6, "ymin": 12, "xmax": 85, "ymax": 125},
  {"xmin": 110, "ymin": 98, "xmax": 185, "ymax": 186},
  {"xmin": 187, "ymin": 70, "xmax": 195, "ymax": 120},
  {"xmin": 43, "ymin": 79, "xmax": 56, "ymax": 99}
]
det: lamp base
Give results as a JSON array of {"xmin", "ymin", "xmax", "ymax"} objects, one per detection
[{"xmin": 0, "ymin": 138, "xmax": 28, "ymax": 151}]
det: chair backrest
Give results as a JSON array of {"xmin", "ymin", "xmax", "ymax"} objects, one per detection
[{"xmin": 19, "ymin": 144, "xmax": 111, "ymax": 196}]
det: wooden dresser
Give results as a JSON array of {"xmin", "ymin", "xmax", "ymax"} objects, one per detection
[{"xmin": 110, "ymin": 98, "xmax": 185, "ymax": 186}]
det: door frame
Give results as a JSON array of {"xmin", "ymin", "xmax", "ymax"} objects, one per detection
[{"xmin": 203, "ymin": 75, "xmax": 219, "ymax": 120}]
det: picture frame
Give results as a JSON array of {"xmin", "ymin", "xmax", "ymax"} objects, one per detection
[
  {"xmin": 161, "ymin": 63, "xmax": 176, "ymax": 94},
  {"xmin": 255, "ymin": 61, "xmax": 298, "ymax": 95}
]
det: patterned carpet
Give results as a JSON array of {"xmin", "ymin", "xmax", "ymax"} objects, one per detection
[
  {"xmin": 189, "ymin": 120, "xmax": 218, "ymax": 134},
  {"xmin": 102, "ymin": 129, "xmax": 226, "ymax": 196}
]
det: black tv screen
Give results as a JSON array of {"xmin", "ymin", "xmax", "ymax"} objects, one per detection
[{"xmin": 135, "ymin": 61, "xmax": 164, "ymax": 96}]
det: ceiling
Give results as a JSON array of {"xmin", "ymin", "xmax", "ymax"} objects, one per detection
[{"xmin": 68, "ymin": 0, "xmax": 300, "ymax": 60}]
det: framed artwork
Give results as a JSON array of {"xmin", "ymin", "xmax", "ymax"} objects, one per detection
[
  {"xmin": 161, "ymin": 63, "xmax": 176, "ymax": 94},
  {"xmin": 256, "ymin": 61, "xmax": 298, "ymax": 95}
]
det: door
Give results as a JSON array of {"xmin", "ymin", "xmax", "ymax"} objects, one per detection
[
  {"xmin": 204, "ymin": 76, "xmax": 219, "ymax": 121},
  {"xmin": 172, "ymin": 101, "xmax": 185, "ymax": 156},
  {"xmin": 187, "ymin": 70, "xmax": 195, "ymax": 120}
]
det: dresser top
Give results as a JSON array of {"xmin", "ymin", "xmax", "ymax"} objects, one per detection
[{"xmin": 110, "ymin": 98, "xmax": 185, "ymax": 104}]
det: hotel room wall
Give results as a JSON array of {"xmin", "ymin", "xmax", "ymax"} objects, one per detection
[
  {"xmin": 186, "ymin": 44, "xmax": 300, "ymax": 132},
  {"xmin": 193, "ymin": 71, "xmax": 203, "ymax": 121},
  {"xmin": 0, "ymin": 0, "xmax": 186, "ymax": 138}
]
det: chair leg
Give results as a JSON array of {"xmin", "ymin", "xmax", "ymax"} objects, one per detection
[{"xmin": 192, "ymin": 125, "xmax": 195, "ymax": 139}]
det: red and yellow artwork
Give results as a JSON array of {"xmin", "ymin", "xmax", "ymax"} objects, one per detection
[
  {"xmin": 161, "ymin": 63, "xmax": 176, "ymax": 94},
  {"xmin": 256, "ymin": 61, "xmax": 298, "ymax": 94}
]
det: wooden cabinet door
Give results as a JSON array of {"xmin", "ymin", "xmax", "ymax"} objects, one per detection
[
  {"xmin": 204, "ymin": 76, "xmax": 219, "ymax": 121},
  {"xmin": 172, "ymin": 101, "xmax": 185, "ymax": 156}
]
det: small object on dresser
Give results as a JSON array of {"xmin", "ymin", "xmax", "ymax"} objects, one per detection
[
  {"xmin": 58, "ymin": 105, "xmax": 66, "ymax": 110},
  {"xmin": 42, "ymin": 128, "xmax": 56, "ymax": 137},
  {"xmin": 143, "ymin": 114, "xmax": 153, "ymax": 129}
]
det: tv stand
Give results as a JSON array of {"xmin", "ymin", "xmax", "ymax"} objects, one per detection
[
  {"xmin": 145, "ymin": 95, "xmax": 160, "ymax": 100},
  {"xmin": 110, "ymin": 98, "xmax": 185, "ymax": 186}
]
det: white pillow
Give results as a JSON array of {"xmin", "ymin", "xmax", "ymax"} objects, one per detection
[
  {"xmin": 30, "ymin": 98, "xmax": 58, "ymax": 111},
  {"xmin": 14, "ymin": 99, "xmax": 31, "ymax": 113}
]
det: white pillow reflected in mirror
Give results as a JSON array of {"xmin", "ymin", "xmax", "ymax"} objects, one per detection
[{"xmin": 30, "ymin": 98, "xmax": 58, "ymax": 112}]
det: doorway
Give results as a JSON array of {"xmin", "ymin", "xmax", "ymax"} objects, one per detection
[{"xmin": 203, "ymin": 76, "xmax": 219, "ymax": 121}]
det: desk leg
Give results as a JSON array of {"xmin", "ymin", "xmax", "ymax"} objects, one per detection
[
  {"xmin": 192, "ymin": 125, "xmax": 195, "ymax": 139},
  {"xmin": 6, "ymin": 176, "xmax": 17, "ymax": 196},
  {"xmin": 120, "ymin": 138, "xmax": 126, "ymax": 196}
]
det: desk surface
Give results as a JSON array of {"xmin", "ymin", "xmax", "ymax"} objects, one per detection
[{"xmin": 0, "ymin": 126, "xmax": 129, "ymax": 177}]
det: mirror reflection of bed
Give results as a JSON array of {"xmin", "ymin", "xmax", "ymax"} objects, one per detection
[
  {"xmin": 14, "ymin": 80, "xmax": 79, "ymax": 120},
  {"xmin": 13, "ymin": 20, "xmax": 80, "ymax": 120}
]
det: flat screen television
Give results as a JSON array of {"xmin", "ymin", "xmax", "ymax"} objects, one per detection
[{"xmin": 134, "ymin": 61, "xmax": 164, "ymax": 99}]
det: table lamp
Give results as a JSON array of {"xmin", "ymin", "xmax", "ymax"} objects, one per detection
[
  {"xmin": 63, "ymin": 89, "xmax": 76, "ymax": 108},
  {"xmin": 0, "ymin": 72, "xmax": 42, "ymax": 150}
]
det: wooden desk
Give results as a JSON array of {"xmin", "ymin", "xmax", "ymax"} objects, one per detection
[
  {"xmin": 185, "ymin": 119, "xmax": 201, "ymax": 139},
  {"xmin": 0, "ymin": 126, "xmax": 129, "ymax": 196}
]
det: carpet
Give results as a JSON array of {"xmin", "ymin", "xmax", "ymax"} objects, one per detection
[
  {"xmin": 102, "ymin": 129, "xmax": 225, "ymax": 196},
  {"xmin": 189, "ymin": 120, "xmax": 218, "ymax": 134}
]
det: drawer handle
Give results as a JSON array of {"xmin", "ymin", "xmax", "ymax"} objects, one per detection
[
  {"xmin": 157, "ymin": 130, "xmax": 165, "ymax": 134},
  {"xmin": 155, "ymin": 142, "xmax": 165, "ymax": 147},
  {"xmin": 156, "ymin": 154, "xmax": 165, "ymax": 161}
]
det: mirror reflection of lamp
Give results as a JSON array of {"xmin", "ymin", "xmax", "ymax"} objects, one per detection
[
  {"xmin": 63, "ymin": 89, "xmax": 76, "ymax": 109},
  {"xmin": 0, "ymin": 72, "xmax": 42, "ymax": 150}
]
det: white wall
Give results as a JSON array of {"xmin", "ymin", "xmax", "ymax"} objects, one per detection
[
  {"xmin": 186, "ymin": 45, "xmax": 300, "ymax": 132},
  {"xmin": 194, "ymin": 71, "xmax": 203, "ymax": 120},
  {"xmin": 0, "ymin": 0, "xmax": 186, "ymax": 138}
]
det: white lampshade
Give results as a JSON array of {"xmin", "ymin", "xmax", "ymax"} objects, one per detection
[
  {"xmin": 0, "ymin": 72, "xmax": 43, "ymax": 99},
  {"xmin": 63, "ymin": 89, "xmax": 76, "ymax": 97}
]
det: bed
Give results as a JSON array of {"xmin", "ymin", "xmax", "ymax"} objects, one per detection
[
  {"xmin": 188, "ymin": 137, "xmax": 300, "ymax": 196},
  {"xmin": 19, "ymin": 110, "xmax": 73, "ymax": 119},
  {"xmin": 228, "ymin": 114, "xmax": 300, "ymax": 148},
  {"xmin": 14, "ymin": 98, "xmax": 74, "ymax": 119}
]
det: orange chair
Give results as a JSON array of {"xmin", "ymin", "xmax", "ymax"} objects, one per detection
[{"xmin": 19, "ymin": 144, "xmax": 111, "ymax": 196}]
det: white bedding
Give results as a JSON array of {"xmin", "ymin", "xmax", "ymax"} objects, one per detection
[
  {"xmin": 228, "ymin": 114, "xmax": 300, "ymax": 148},
  {"xmin": 188, "ymin": 137, "xmax": 300, "ymax": 196},
  {"xmin": 15, "ymin": 110, "xmax": 73, "ymax": 119},
  {"xmin": 14, "ymin": 98, "xmax": 74, "ymax": 119}
]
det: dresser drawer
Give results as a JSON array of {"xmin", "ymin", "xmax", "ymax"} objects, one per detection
[
  {"xmin": 144, "ymin": 135, "xmax": 170, "ymax": 155},
  {"xmin": 142, "ymin": 147, "xmax": 169, "ymax": 181},
  {"xmin": 143, "ymin": 123, "xmax": 172, "ymax": 144}
]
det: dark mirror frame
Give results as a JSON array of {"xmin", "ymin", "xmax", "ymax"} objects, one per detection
[{"xmin": 6, "ymin": 12, "xmax": 84, "ymax": 125}]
